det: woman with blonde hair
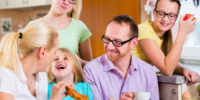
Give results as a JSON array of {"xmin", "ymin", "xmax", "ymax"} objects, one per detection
[
  {"xmin": 132, "ymin": 0, "xmax": 198, "ymax": 83},
  {"xmin": 0, "ymin": 20, "xmax": 71, "ymax": 100},
  {"xmin": 47, "ymin": 48, "xmax": 93, "ymax": 100},
  {"xmin": 43, "ymin": 0, "xmax": 93, "ymax": 66}
]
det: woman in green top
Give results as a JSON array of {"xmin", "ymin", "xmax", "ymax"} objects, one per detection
[
  {"xmin": 43, "ymin": 0, "xmax": 92, "ymax": 66},
  {"xmin": 132, "ymin": 0, "xmax": 199, "ymax": 83}
]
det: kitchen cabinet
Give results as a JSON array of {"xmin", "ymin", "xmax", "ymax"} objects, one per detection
[
  {"xmin": 159, "ymin": 83, "xmax": 200, "ymax": 100},
  {"xmin": 24, "ymin": 0, "xmax": 51, "ymax": 7},
  {"xmin": 5, "ymin": 0, "xmax": 23, "ymax": 9},
  {"xmin": 0, "ymin": 0, "xmax": 8, "ymax": 9},
  {"xmin": 0, "ymin": 0, "xmax": 51, "ymax": 9},
  {"xmin": 158, "ymin": 74, "xmax": 200, "ymax": 100},
  {"xmin": 159, "ymin": 83, "xmax": 180, "ymax": 100}
]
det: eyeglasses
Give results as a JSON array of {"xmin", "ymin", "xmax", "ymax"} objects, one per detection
[
  {"xmin": 63, "ymin": 0, "xmax": 77, "ymax": 4},
  {"xmin": 155, "ymin": 9, "xmax": 178, "ymax": 20},
  {"xmin": 101, "ymin": 35, "xmax": 133, "ymax": 47}
]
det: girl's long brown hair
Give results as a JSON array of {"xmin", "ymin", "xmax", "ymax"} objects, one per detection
[{"xmin": 155, "ymin": 0, "xmax": 181, "ymax": 55}]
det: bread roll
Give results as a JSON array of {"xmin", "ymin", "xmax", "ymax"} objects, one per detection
[{"xmin": 65, "ymin": 86, "xmax": 89, "ymax": 100}]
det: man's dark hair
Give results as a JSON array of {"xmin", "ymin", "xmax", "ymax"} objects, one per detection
[{"xmin": 110, "ymin": 15, "xmax": 138, "ymax": 38}]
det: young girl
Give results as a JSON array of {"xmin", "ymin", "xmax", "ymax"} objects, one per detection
[
  {"xmin": 132, "ymin": 0, "xmax": 198, "ymax": 83},
  {"xmin": 47, "ymin": 48, "xmax": 93, "ymax": 100},
  {"xmin": 43, "ymin": 0, "xmax": 93, "ymax": 65}
]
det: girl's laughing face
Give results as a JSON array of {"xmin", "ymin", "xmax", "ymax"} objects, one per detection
[{"xmin": 51, "ymin": 50, "xmax": 74, "ymax": 78}]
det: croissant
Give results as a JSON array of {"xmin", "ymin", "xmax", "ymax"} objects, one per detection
[{"xmin": 65, "ymin": 86, "xmax": 89, "ymax": 100}]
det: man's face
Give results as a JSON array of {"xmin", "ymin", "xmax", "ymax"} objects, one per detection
[{"xmin": 104, "ymin": 21, "xmax": 134, "ymax": 62}]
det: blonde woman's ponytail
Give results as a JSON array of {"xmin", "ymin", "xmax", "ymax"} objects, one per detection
[{"xmin": 0, "ymin": 32, "xmax": 22, "ymax": 80}]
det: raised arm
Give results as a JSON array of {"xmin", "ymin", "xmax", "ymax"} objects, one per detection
[{"xmin": 139, "ymin": 16, "xmax": 196, "ymax": 76}]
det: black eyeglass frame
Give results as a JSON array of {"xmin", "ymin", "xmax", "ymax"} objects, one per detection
[
  {"xmin": 155, "ymin": 9, "xmax": 178, "ymax": 20},
  {"xmin": 101, "ymin": 34, "xmax": 134, "ymax": 47}
]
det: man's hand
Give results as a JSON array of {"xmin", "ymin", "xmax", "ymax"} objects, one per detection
[{"xmin": 120, "ymin": 92, "xmax": 135, "ymax": 100}]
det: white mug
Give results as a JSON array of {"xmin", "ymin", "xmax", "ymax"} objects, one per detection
[{"xmin": 135, "ymin": 92, "xmax": 150, "ymax": 100}]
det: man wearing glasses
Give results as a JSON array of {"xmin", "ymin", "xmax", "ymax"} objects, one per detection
[{"xmin": 83, "ymin": 15, "xmax": 159, "ymax": 100}]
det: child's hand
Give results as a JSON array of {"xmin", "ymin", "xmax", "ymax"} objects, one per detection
[{"xmin": 49, "ymin": 81, "xmax": 73, "ymax": 100}]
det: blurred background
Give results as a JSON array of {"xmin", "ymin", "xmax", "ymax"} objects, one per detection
[{"xmin": 0, "ymin": 0, "xmax": 144, "ymax": 58}]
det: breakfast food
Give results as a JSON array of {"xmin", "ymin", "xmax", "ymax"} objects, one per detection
[
  {"xmin": 182, "ymin": 92, "xmax": 191, "ymax": 100},
  {"xmin": 183, "ymin": 14, "xmax": 195, "ymax": 21},
  {"xmin": 65, "ymin": 86, "xmax": 89, "ymax": 100}
]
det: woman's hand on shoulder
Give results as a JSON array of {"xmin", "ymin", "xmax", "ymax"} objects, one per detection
[
  {"xmin": 178, "ymin": 15, "xmax": 196, "ymax": 36},
  {"xmin": 49, "ymin": 81, "xmax": 73, "ymax": 100}
]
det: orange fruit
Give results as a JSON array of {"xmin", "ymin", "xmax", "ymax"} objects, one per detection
[
  {"xmin": 182, "ymin": 92, "xmax": 191, "ymax": 100},
  {"xmin": 183, "ymin": 14, "xmax": 195, "ymax": 21}
]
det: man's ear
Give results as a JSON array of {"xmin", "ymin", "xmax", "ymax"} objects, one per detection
[
  {"xmin": 38, "ymin": 46, "xmax": 47, "ymax": 58},
  {"xmin": 130, "ymin": 38, "xmax": 138, "ymax": 49}
]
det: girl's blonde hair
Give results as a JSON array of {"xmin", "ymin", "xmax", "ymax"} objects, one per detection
[
  {"xmin": 67, "ymin": 0, "xmax": 82, "ymax": 19},
  {"xmin": 48, "ymin": 48, "xmax": 85, "ymax": 83},
  {"xmin": 0, "ymin": 20, "xmax": 58, "ymax": 81}
]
